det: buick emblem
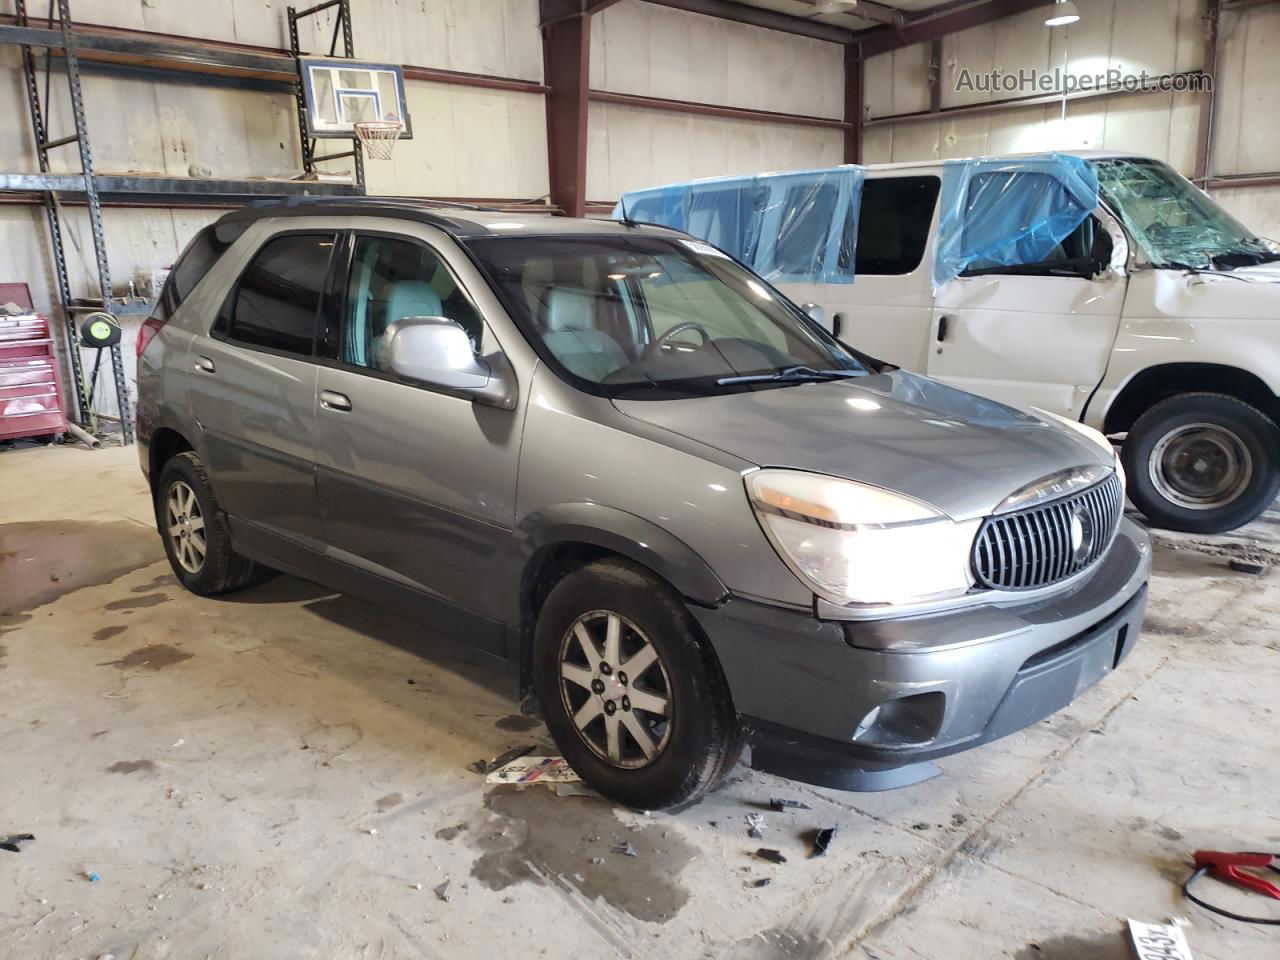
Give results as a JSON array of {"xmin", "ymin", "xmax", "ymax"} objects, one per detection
[{"xmin": 1070, "ymin": 508, "xmax": 1094, "ymax": 563}]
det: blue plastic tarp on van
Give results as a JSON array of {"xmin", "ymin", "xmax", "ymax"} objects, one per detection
[
  {"xmin": 932, "ymin": 153, "xmax": 1099, "ymax": 287},
  {"xmin": 614, "ymin": 166, "xmax": 865, "ymax": 285}
]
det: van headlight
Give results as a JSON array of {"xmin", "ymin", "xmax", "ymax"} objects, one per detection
[
  {"xmin": 1033, "ymin": 408, "xmax": 1125, "ymax": 494},
  {"xmin": 745, "ymin": 470, "xmax": 980, "ymax": 606}
]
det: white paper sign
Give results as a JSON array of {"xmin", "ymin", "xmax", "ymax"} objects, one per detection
[{"xmin": 1127, "ymin": 920, "xmax": 1194, "ymax": 960}]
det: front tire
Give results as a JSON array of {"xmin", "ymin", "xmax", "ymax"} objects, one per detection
[
  {"xmin": 1122, "ymin": 392, "xmax": 1280, "ymax": 534},
  {"xmin": 155, "ymin": 451, "xmax": 257, "ymax": 595},
  {"xmin": 533, "ymin": 558, "xmax": 742, "ymax": 810}
]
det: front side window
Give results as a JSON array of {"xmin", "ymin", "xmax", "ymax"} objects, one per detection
[
  {"xmin": 1092, "ymin": 157, "xmax": 1279, "ymax": 270},
  {"xmin": 228, "ymin": 233, "xmax": 336, "ymax": 355},
  {"xmin": 466, "ymin": 234, "xmax": 864, "ymax": 399},
  {"xmin": 341, "ymin": 235, "xmax": 484, "ymax": 369}
]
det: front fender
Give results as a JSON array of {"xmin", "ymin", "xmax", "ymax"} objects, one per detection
[{"xmin": 514, "ymin": 502, "xmax": 729, "ymax": 608}]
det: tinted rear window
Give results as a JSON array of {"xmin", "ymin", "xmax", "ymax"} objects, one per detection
[
  {"xmin": 227, "ymin": 233, "xmax": 336, "ymax": 355},
  {"xmin": 854, "ymin": 176, "xmax": 940, "ymax": 275}
]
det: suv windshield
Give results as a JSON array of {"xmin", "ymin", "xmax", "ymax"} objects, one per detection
[
  {"xmin": 466, "ymin": 233, "xmax": 865, "ymax": 399},
  {"xmin": 1092, "ymin": 157, "xmax": 1280, "ymax": 271}
]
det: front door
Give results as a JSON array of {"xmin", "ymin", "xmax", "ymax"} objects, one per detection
[
  {"xmin": 188, "ymin": 230, "xmax": 337, "ymax": 566},
  {"xmin": 927, "ymin": 215, "xmax": 1127, "ymax": 418},
  {"xmin": 312, "ymin": 229, "xmax": 521, "ymax": 654}
]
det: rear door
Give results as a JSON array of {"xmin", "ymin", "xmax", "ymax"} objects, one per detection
[
  {"xmin": 187, "ymin": 229, "xmax": 338, "ymax": 568},
  {"xmin": 311, "ymin": 227, "xmax": 520, "ymax": 653},
  {"xmin": 928, "ymin": 212, "xmax": 1127, "ymax": 418}
]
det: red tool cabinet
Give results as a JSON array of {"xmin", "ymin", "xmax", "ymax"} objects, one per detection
[{"xmin": 0, "ymin": 284, "xmax": 70, "ymax": 443}]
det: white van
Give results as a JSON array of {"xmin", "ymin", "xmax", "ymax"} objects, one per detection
[{"xmin": 618, "ymin": 151, "xmax": 1280, "ymax": 534}]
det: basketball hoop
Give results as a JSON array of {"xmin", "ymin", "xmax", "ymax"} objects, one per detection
[{"xmin": 354, "ymin": 118, "xmax": 404, "ymax": 160}]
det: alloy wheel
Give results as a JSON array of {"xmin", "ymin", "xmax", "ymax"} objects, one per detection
[
  {"xmin": 165, "ymin": 480, "xmax": 207, "ymax": 574},
  {"xmin": 557, "ymin": 610, "xmax": 672, "ymax": 769}
]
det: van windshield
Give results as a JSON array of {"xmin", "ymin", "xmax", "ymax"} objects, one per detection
[
  {"xmin": 465, "ymin": 233, "xmax": 865, "ymax": 399},
  {"xmin": 1092, "ymin": 157, "xmax": 1279, "ymax": 271}
]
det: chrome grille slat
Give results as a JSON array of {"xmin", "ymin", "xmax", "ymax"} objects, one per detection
[{"xmin": 972, "ymin": 473, "xmax": 1124, "ymax": 591}]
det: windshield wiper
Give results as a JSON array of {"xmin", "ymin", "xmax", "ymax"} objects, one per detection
[{"xmin": 716, "ymin": 365, "xmax": 866, "ymax": 387}]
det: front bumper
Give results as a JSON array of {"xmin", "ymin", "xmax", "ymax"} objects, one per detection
[{"xmin": 691, "ymin": 517, "xmax": 1151, "ymax": 791}]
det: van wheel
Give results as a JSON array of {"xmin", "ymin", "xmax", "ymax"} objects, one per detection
[
  {"xmin": 1122, "ymin": 393, "xmax": 1280, "ymax": 534},
  {"xmin": 533, "ymin": 558, "xmax": 742, "ymax": 810},
  {"xmin": 155, "ymin": 451, "xmax": 257, "ymax": 595}
]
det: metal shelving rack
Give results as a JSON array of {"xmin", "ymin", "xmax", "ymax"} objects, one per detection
[{"xmin": 0, "ymin": 0, "xmax": 367, "ymax": 445}]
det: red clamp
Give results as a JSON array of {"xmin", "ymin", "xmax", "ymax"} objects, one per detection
[{"xmin": 1193, "ymin": 850, "xmax": 1280, "ymax": 900}]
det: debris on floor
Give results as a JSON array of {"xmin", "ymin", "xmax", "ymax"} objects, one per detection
[
  {"xmin": 552, "ymin": 781, "xmax": 597, "ymax": 799},
  {"xmin": 85, "ymin": 871, "xmax": 100, "ymax": 883},
  {"xmin": 1128, "ymin": 919, "xmax": 1194, "ymax": 959},
  {"xmin": 467, "ymin": 745, "xmax": 535, "ymax": 776},
  {"xmin": 485, "ymin": 755, "xmax": 579, "ymax": 784},
  {"xmin": 746, "ymin": 813, "xmax": 766, "ymax": 839},
  {"xmin": 611, "ymin": 842, "xmax": 638, "ymax": 857},
  {"xmin": 434, "ymin": 879, "xmax": 452, "ymax": 903},
  {"xmin": 0, "ymin": 833, "xmax": 34, "ymax": 853},
  {"xmin": 769, "ymin": 797, "xmax": 811, "ymax": 812},
  {"xmin": 755, "ymin": 848, "xmax": 787, "ymax": 865},
  {"xmin": 811, "ymin": 827, "xmax": 838, "ymax": 858},
  {"xmin": 1228, "ymin": 558, "xmax": 1266, "ymax": 576},
  {"xmin": 751, "ymin": 878, "xmax": 771, "ymax": 888}
]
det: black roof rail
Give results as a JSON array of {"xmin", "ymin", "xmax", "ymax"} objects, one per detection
[{"xmin": 218, "ymin": 194, "xmax": 491, "ymax": 235}]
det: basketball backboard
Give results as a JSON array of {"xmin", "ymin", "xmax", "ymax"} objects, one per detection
[{"xmin": 299, "ymin": 57, "xmax": 412, "ymax": 139}]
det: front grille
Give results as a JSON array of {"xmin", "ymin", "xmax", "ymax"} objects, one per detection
[{"xmin": 972, "ymin": 472, "xmax": 1124, "ymax": 591}]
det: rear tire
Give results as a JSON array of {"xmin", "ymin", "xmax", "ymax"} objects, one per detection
[
  {"xmin": 155, "ymin": 451, "xmax": 257, "ymax": 595},
  {"xmin": 533, "ymin": 558, "xmax": 742, "ymax": 810},
  {"xmin": 1122, "ymin": 392, "xmax": 1280, "ymax": 534}
]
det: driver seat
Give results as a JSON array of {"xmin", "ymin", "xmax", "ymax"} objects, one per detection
[{"xmin": 542, "ymin": 287, "xmax": 629, "ymax": 382}]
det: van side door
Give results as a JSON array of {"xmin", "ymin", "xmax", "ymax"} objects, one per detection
[
  {"xmin": 928, "ymin": 211, "xmax": 1128, "ymax": 418},
  {"xmin": 187, "ymin": 229, "xmax": 339, "ymax": 572},
  {"xmin": 311, "ymin": 227, "xmax": 521, "ymax": 655}
]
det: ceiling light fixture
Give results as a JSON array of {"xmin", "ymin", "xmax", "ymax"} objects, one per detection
[
  {"xmin": 812, "ymin": 0, "xmax": 860, "ymax": 14},
  {"xmin": 1045, "ymin": 0, "xmax": 1080, "ymax": 27}
]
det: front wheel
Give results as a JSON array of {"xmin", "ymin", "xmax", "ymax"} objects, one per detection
[
  {"xmin": 533, "ymin": 558, "xmax": 742, "ymax": 810},
  {"xmin": 1122, "ymin": 392, "xmax": 1280, "ymax": 534}
]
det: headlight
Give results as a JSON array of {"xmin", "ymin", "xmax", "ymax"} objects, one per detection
[
  {"xmin": 745, "ymin": 470, "xmax": 980, "ymax": 606},
  {"xmin": 1033, "ymin": 408, "xmax": 1125, "ymax": 493}
]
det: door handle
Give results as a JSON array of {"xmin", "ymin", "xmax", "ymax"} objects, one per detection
[
  {"xmin": 936, "ymin": 315, "xmax": 952, "ymax": 343},
  {"xmin": 320, "ymin": 390, "xmax": 352, "ymax": 412},
  {"xmin": 193, "ymin": 355, "xmax": 216, "ymax": 374}
]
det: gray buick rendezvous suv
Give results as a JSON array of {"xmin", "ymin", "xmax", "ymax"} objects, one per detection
[{"xmin": 137, "ymin": 198, "xmax": 1150, "ymax": 809}]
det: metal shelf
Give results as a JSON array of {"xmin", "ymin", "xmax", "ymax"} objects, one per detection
[{"xmin": 0, "ymin": 172, "xmax": 361, "ymax": 202}]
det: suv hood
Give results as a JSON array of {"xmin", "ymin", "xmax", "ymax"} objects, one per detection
[{"xmin": 613, "ymin": 370, "xmax": 1113, "ymax": 521}]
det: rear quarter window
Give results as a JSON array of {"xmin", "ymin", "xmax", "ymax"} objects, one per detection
[
  {"xmin": 854, "ymin": 176, "xmax": 940, "ymax": 275},
  {"xmin": 151, "ymin": 219, "xmax": 249, "ymax": 324}
]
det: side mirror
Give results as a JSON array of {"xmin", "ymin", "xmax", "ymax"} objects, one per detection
[
  {"xmin": 801, "ymin": 302, "xmax": 827, "ymax": 328},
  {"xmin": 379, "ymin": 316, "xmax": 516, "ymax": 410}
]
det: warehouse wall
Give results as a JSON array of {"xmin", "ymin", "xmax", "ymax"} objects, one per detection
[
  {"xmin": 860, "ymin": 0, "xmax": 1280, "ymax": 239},
  {"xmin": 585, "ymin": 1, "xmax": 845, "ymax": 201}
]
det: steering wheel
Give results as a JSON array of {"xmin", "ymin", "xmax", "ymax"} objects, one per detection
[{"xmin": 645, "ymin": 321, "xmax": 710, "ymax": 358}]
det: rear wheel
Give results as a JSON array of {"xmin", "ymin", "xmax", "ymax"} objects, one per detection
[
  {"xmin": 155, "ymin": 451, "xmax": 257, "ymax": 595},
  {"xmin": 533, "ymin": 558, "xmax": 741, "ymax": 809},
  {"xmin": 1122, "ymin": 392, "xmax": 1280, "ymax": 534}
]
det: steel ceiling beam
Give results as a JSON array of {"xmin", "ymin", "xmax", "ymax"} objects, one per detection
[
  {"xmin": 853, "ymin": 0, "xmax": 1049, "ymax": 59},
  {"xmin": 640, "ymin": 0, "xmax": 856, "ymax": 44}
]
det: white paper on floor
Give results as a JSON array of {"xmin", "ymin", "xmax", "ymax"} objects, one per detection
[
  {"xmin": 485, "ymin": 755, "xmax": 581, "ymax": 784},
  {"xmin": 1128, "ymin": 920, "xmax": 1194, "ymax": 960}
]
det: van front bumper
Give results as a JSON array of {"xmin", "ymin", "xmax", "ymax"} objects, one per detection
[{"xmin": 691, "ymin": 517, "xmax": 1151, "ymax": 791}]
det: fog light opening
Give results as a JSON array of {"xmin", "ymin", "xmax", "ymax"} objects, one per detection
[{"xmin": 851, "ymin": 692, "xmax": 946, "ymax": 747}]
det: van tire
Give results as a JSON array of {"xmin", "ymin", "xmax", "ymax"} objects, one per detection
[
  {"xmin": 1122, "ymin": 392, "xmax": 1280, "ymax": 534},
  {"xmin": 533, "ymin": 558, "xmax": 742, "ymax": 810},
  {"xmin": 155, "ymin": 451, "xmax": 257, "ymax": 595}
]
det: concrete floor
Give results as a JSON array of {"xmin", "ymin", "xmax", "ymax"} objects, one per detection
[{"xmin": 1, "ymin": 443, "xmax": 1277, "ymax": 960}]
